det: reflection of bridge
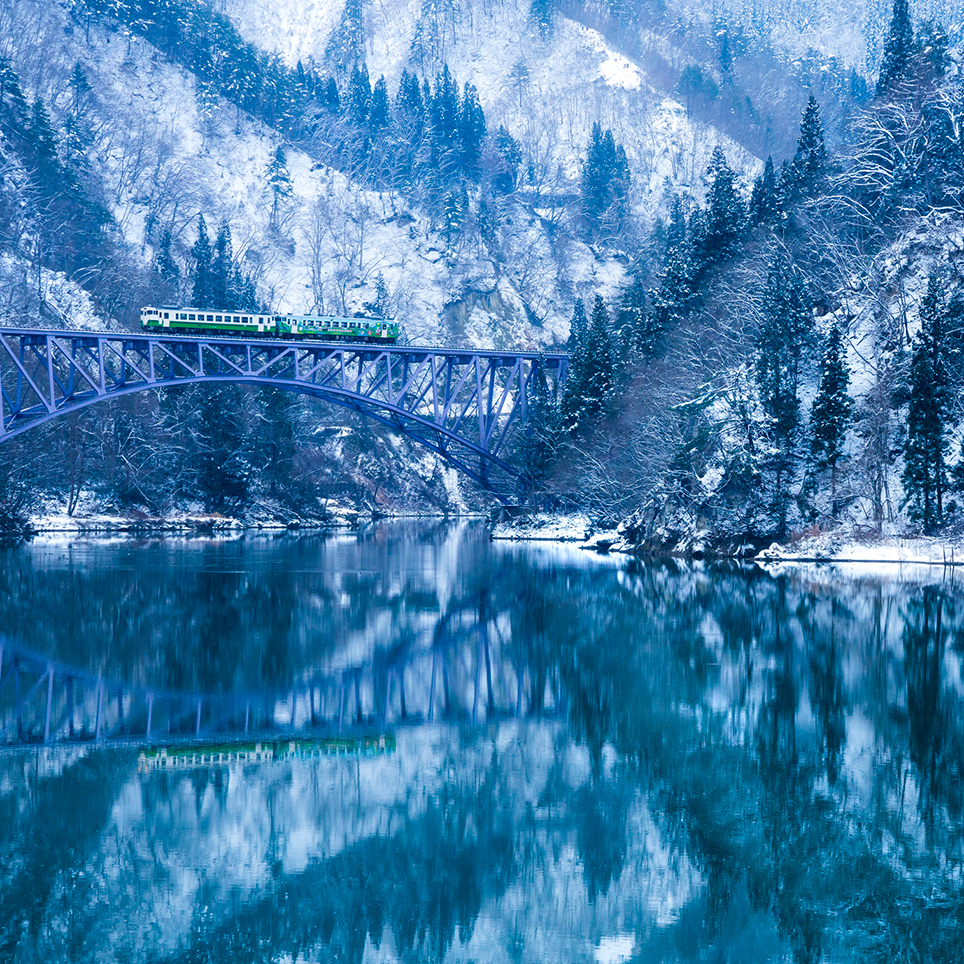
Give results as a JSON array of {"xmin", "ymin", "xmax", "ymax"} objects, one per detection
[
  {"xmin": 0, "ymin": 328, "xmax": 568, "ymax": 494},
  {"xmin": 0, "ymin": 627, "xmax": 563, "ymax": 748}
]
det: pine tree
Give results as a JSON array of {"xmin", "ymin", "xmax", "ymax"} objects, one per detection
[
  {"xmin": 789, "ymin": 95, "xmax": 828, "ymax": 196},
  {"xmin": 519, "ymin": 357, "xmax": 561, "ymax": 490},
  {"xmin": 562, "ymin": 295, "xmax": 615, "ymax": 430},
  {"xmin": 810, "ymin": 325, "xmax": 853, "ymax": 513},
  {"xmin": 212, "ymin": 220, "xmax": 232, "ymax": 309},
  {"xmin": 369, "ymin": 75, "xmax": 389, "ymax": 133},
  {"xmin": 530, "ymin": 0, "xmax": 553, "ymax": 37},
  {"xmin": 155, "ymin": 228, "xmax": 180, "ymax": 287},
  {"xmin": 750, "ymin": 156, "xmax": 779, "ymax": 223},
  {"xmin": 581, "ymin": 123, "xmax": 630, "ymax": 236},
  {"xmin": 190, "ymin": 215, "xmax": 213, "ymax": 307},
  {"xmin": 321, "ymin": 76, "xmax": 341, "ymax": 114},
  {"xmin": 492, "ymin": 125, "xmax": 522, "ymax": 194},
  {"xmin": 582, "ymin": 295, "xmax": 617, "ymax": 415},
  {"xmin": 26, "ymin": 98, "xmax": 61, "ymax": 183},
  {"xmin": 459, "ymin": 82, "xmax": 486, "ymax": 175},
  {"xmin": 755, "ymin": 259, "xmax": 815, "ymax": 530},
  {"xmin": 702, "ymin": 147, "xmax": 744, "ymax": 261},
  {"xmin": 616, "ymin": 275, "xmax": 660, "ymax": 357},
  {"xmin": 876, "ymin": 0, "xmax": 914, "ymax": 96},
  {"xmin": 347, "ymin": 63, "xmax": 372, "ymax": 125},
  {"xmin": 0, "ymin": 55, "xmax": 28, "ymax": 133},
  {"xmin": 326, "ymin": 0, "xmax": 365, "ymax": 68},
  {"xmin": 265, "ymin": 147, "xmax": 293, "ymax": 230},
  {"xmin": 68, "ymin": 63, "xmax": 92, "ymax": 117},
  {"xmin": 903, "ymin": 274, "xmax": 950, "ymax": 531},
  {"xmin": 566, "ymin": 297, "xmax": 588, "ymax": 357},
  {"xmin": 561, "ymin": 299, "xmax": 589, "ymax": 430}
]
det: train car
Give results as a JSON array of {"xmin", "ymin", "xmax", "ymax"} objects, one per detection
[
  {"xmin": 140, "ymin": 306, "xmax": 399, "ymax": 342},
  {"xmin": 137, "ymin": 734, "xmax": 396, "ymax": 771}
]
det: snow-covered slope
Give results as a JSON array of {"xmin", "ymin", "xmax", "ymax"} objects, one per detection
[{"xmin": 0, "ymin": 0, "xmax": 760, "ymax": 345}]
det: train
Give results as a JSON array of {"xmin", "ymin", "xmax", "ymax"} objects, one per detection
[
  {"xmin": 140, "ymin": 305, "xmax": 399, "ymax": 342},
  {"xmin": 137, "ymin": 735, "xmax": 396, "ymax": 771}
]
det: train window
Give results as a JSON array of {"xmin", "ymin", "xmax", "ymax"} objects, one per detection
[
  {"xmin": 215, "ymin": 315, "xmax": 222, "ymax": 322},
  {"xmin": 164, "ymin": 313, "xmax": 169, "ymax": 319},
  {"xmin": 189, "ymin": 314, "xmax": 196, "ymax": 321},
  {"xmin": 207, "ymin": 315, "xmax": 214, "ymax": 322}
]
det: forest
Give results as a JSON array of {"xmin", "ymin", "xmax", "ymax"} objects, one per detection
[{"xmin": 0, "ymin": 0, "xmax": 962, "ymax": 548}]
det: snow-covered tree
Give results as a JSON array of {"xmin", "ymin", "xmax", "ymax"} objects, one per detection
[
  {"xmin": 903, "ymin": 274, "xmax": 950, "ymax": 531},
  {"xmin": 810, "ymin": 325, "xmax": 853, "ymax": 513},
  {"xmin": 876, "ymin": 0, "xmax": 914, "ymax": 96},
  {"xmin": 702, "ymin": 147, "xmax": 744, "ymax": 262},
  {"xmin": 581, "ymin": 123, "xmax": 630, "ymax": 237},
  {"xmin": 265, "ymin": 147, "xmax": 293, "ymax": 231}
]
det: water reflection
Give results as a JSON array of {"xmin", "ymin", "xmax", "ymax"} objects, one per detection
[{"xmin": 1, "ymin": 527, "xmax": 963, "ymax": 962}]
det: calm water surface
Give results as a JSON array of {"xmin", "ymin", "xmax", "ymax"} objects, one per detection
[{"xmin": 1, "ymin": 523, "xmax": 963, "ymax": 963}]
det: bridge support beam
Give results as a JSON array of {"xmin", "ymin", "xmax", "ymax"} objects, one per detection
[{"xmin": 0, "ymin": 329, "xmax": 567, "ymax": 497}]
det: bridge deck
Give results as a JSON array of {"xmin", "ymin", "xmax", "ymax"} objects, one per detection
[{"xmin": 0, "ymin": 328, "xmax": 568, "ymax": 495}]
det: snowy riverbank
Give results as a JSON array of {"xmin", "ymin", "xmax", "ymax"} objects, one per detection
[{"xmin": 492, "ymin": 511, "xmax": 964, "ymax": 576}]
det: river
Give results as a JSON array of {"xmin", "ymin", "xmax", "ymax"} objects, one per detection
[{"xmin": 1, "ymin": 522, "xmax": 962, "ymax": 963}]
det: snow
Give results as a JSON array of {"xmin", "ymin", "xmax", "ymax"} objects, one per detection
[{"xmin": 757, "ymin": 531, "xmax": 964, "ymax": 582}]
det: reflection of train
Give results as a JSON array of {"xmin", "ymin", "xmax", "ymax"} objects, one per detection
[
  {"xmin": 141, "ymin": 305, "xmax": 399, "ymax": 342},
  {"xmin": 137, "ymin": 735, "xmax": 395, "ymax": 771}
]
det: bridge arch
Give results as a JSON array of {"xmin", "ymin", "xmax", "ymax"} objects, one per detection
[{"xmin": 0, "ymin": 329, "xmax": 568, "ymax": 497}]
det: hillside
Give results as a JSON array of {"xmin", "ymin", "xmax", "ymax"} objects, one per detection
[{"xmin": 3, "ymin": 0, "xmax": 960, "ymax": 548}]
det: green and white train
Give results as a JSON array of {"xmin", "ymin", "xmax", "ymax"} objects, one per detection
[{"xmin": 141, "ymin": 305, "xmax": 399, "ymax": 342}]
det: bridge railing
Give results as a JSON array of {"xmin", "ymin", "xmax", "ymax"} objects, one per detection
[{"xmin": 0, "ymin": 328, "xmax": 568, "ymax": 494}]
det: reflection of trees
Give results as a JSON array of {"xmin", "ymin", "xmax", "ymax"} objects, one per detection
[
  {"xmin": 7, "ymin": 533, "xmax": 964, "ymax": 962},
  {"xmin": 158, "ymin": 777, "xmax": 517, "ymax": 964},
  {"xmin": 0, "ymin": 750, "xmax": 133, "ymax": 961}
]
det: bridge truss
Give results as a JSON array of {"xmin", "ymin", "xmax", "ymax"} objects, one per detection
[
  {"xmin": 0, "ymin": 328, "xmax": 568, "ymax": 495},
  {"xmin": 0, "ymin": 628, "xmax": 565, "ymax": 749}
]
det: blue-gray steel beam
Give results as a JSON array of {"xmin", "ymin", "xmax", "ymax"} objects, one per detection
[{"xmin": 0, "ymin": 329, "xmax": 567, "ymax": 495}]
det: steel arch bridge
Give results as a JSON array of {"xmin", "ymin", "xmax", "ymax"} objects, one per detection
[{"xmin": 0, "ymin": 328, "xmax": 568, "ymax": 496}]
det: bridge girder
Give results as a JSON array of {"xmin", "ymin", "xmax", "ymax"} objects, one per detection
[{"xmin": 0, "ymin": 329, "xmax": 568, "ymax": 497}]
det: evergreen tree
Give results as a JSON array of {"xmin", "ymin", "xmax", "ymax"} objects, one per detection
[
  {"xmin": 702, "ymin": 146, "xmax": 744, "ymax": 261},
  {"xmin": 562, "ymin": 295, "xmax": 615, "ymax": 430},
  {"xmin": 665, "ymin": 195, "xmax": 687, "ymax": 250},
  {"xmin": 68, "ymin": 63, "xmax": 92, "ymax": 117},
  {"xmin": 369, "ymin": 76, "xmax": 390, "ymax": 133},
  {"xmin": 530, "ymin": 0, "xmax": 553, "ymax": 37},
  {"xmin": 582, "ymin": 295, "xmax": 617, "ymax": 415},
  {"xmin": 581, "ymin": 123, "xmax": 630, "ymax": 236},
  {"xmin": 0, "ymin": 55, "xmax": 28, "ymax": 132},
  {"xmin": 155, "ymin": 228, "xmax": 180, "ymax": 287},
  {"xmin": 903, "ymin": 274, "xmax": 950, "ymax": 531},
  {"xmin": 347, "ymin": 62, "xmax": 372, "ymax": 125},
  {"xmin": 616, "ymin": 275, "xmax": 660, "ymax": 357},
  {"xmin": 430, "ymin": 64, "xmax": 461, "ymax": 162},
  {"xmin": 326, "ymin": 0, "xmax": 365, "ymax": 67},
  {"xmin": 321, "ymin": 76, "xmax": 341, "ymax": 114},
  {"xmin": 789, "ymin": 95, "xmax": 828, "ymax": 197},
  {"xmin": 25, "ymin": 98, "xmax": 61, "ymax": 183},
  {"xmin": 212, "ymin": 220, "xmax": 232, "ymax": 309},
  {"xmin": 750, "ymin": 155, "xmax": 779, "ymax": 223},
  {"xmin": 518, "ymin": 357, "xmax": 561, "ymax": 491},
  {"xmin": 265, "ymin": 146, "xmax": 293, "ymax": 230},
  {"xmin": 566, "ymin": 297, "xmax": 588, "ymax": 357},
  {"xmin": 876, "ymin": 0, "xmax": 914, "ymax": 96},
  {"xmin": 755, "ymin": 259, "xmax": 814, "ymax": 530},
  {"xmin": 459, "ymin": 82, "xmax": 486, "ymax": 175},
  {"xmin": 492, "ymin": 125, "xmax": 522, "ymax": 194},
  {"xmin": 810, "ymin": 325, "xmax": 853, "ymax": 513},
  {"xmin": 442, "ymin": 188, "xmax": 466, "ymax": 244},
  {"xmin": 718, "ymin": 29, "xmax": 733, "ymax": 77},
  {"xmin": 190, "ymin": 215, "xmax": 213, "ymax": 307}
]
